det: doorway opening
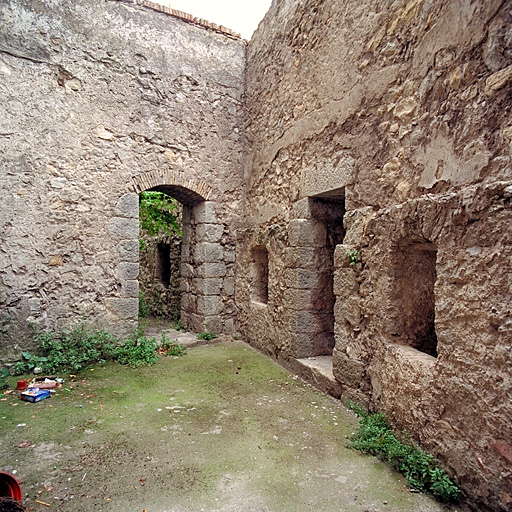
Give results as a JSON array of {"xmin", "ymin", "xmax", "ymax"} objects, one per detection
[{"xmin": 138, "ymin": 191, "xmax": 183, "ymax": 323}]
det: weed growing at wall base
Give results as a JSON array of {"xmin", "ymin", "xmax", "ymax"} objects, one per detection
[
  {"xmin": 346, "ymin": 401, "xmax": 460, "ymax": 503},
  {"xmin": 196, "ymin": 331, "xmax": 217, "ymax": 341},
  {"xmin": 12, "ymin": 324, "xmax": 186, "ymax": 374}
]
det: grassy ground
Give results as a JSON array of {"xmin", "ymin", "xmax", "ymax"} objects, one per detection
[{"xmin": 1, "ymin": 341, "xmax": 457, "ymax": 512}]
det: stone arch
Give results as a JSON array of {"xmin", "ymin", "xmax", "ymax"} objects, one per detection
[
  {"xmin": 127, "ymin": 170, "xmax": 234, "ymax": 335},
  {"xmin": 129, "ymin": 169, "xmax": 212, "ymax": 205}
]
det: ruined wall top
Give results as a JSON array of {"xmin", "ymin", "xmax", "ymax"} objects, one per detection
[{"xmin": 116, "ymin": 0, "xmax": 243, "ymax": 40}]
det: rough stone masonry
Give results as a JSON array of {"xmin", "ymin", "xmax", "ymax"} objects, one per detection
[{"xmin": 1, "ymin": 0, "xmax": 511, "ymax": 510}]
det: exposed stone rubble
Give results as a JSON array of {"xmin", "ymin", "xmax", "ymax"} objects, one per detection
[
  {"xmin": 0, "ymin": 0, "xmax": 245, "ymax": 352},
  {"xmin": 0, "ymin": 0, "xmax": 511, "ymax": 510},
  {"xmin": 241, "ymin": 0, "xmax": 512, "ymax": 510}
]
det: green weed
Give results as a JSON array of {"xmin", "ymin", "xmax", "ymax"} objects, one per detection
[
  {"xmin": 11, "ymin": 322, "xmax": 186, "ymax": 374},
  {"xmin": 346, "ymin": 400, "xmax": 460, "ymax": 503},
  {"xmin": 159, "ymin": 335, "xmax": 186, "ymax": 356},
  {"xmin": 346, "ymin": 249, "xmax": 361, "ymax": 266},
  {"xmin": 196, "ymin": 331, "xmax": 217, "ymax": 341}
]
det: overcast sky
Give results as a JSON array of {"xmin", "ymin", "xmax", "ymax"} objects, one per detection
[{"xmin": 155, "ymin": 0, "xmax": 273, "ymax": 39}]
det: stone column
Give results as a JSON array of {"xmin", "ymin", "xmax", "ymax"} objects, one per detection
[
  {"xmin": 180, "ymin": 201, "xmax": 234, "ymax": 334},
  {"xmin": 332, "ymin": 244, "xmax": 365, "ymax": 389},
  {"xmin": 286, "ymin": 198, "xmax": 333, "ymax": 358},
  {"xmin": 107, "ymin": 193, "xmax": 140, "ymax": 334}
]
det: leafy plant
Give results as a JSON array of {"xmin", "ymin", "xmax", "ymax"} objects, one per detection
[
  {"xmin": 138, "ymin": 290, "xmax": 150, "ymax": 318},
  {"xmin": 114, "ymin": 335, "xmax": 159, "ymax": 368},
  {"xmin": 196, "ymin": 331, "xmax": 217, "ymax": 341},
  {"xmin": 12, "ymin": 351, "xmax": 49, "ymax": 374},
  {"xmin": 346, "ymin": 249, "xmax": 361, "ymax": 266},
  {"xmin": 139, "ymin": 191, "xmax": 182, "ymax": 246},
  {"xmin": 346, "ymin": 401, "xmax": 460, "ymax": 503},
  {"xmin": 11, "ymin": 322, "xmax": 187, "ymax": 375},
  {"xmin": 159, "ymin": 335, "xmax": 186, "ymax": 357},
  {"xmin": 34, "ymin": 324, "xmax": 117, "ymax": 373}
]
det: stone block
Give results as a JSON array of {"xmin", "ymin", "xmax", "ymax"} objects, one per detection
[
  {"xmin": 116, "ymin": 240, "xmax": 139, "ymax": 262},
  {"xmin": 28, "ymin": 297, "xmax": 41, "ymax": 314},
  {"xmin": 197, "ymin": 295, "xmax": 223, "ymax": 316},
  {"xmin": 333, "ymin": 268, "xmax": 358, "ymax": 298},
  {"xmin": 283, "ymin": 287, "xmax": 330, "ymax": 311},
  {"xmin": 284, "ymin": 268, "xmax": 323, "ymax": 289},
  {"xmin": 332, "ymin": 347, "xmax": 365, "ymax": 388},
  {"xmin": 108, "ymin": 217, "xmax": 139, "ymax": 240},
  {"xmin": 180, "ymin": 293, "xmax": 190, "ymax": 311},
  {"xmin": 204, "ymin": 315, "xmax": 223, "ymax": 334},
  {"xmin": 291, "ymin": 198, "xmax": 313, "ymax": 219},
  {"xmin": 195, "ymin": 277, "xmax": 223, "ymax": 295},
  {"xmin": 302, "ymin": 154, "xmax": 354, "ymax": 198},
  {"xmin": 294, "ymin": 332, "xmax": 333, "ymax": 358},
  {"xmin": 223, "ymin": 276, "xmax": 235, "ymax": 296},
  {"xmin": 285, "ymin": 247, "xmax": 329, "ymax": 270},
  {"xmin": 183, "ymin": 312, "xmax": 203, "ymax": 333},
  {"xmin": 179, "ymin": 280, "xmax": 191, "ymax": 293},
  {"xmin": 289, "ymin": 219, "xmax": 327, "ymax": 247},
  {"xmin": 122, "ymin": 280, "xmax": 139, "ymax": 298},
  {"xmin": 223, "ymin": 317, "xmax": 235, "ymax": 334},
  {"xmin": 224, "ymin": 247, "xmax": 236, "ymax": 263},
  {"xmin": 196, "ymin": 223, "xmax": 224, "ymax": 243},
  {"xmin": 333, "ymin": 244, "xmax": 353, "ymax": 268},
  {"xmin": 194, "ymin": 201, "xmax": 218, "ymax": 224},
  {"xmin": 291, "ymin": 310, "xmax": 327, "ymax": 334},
  {"xmin": 180, "ymin": 263, "xmax": 194, "ymax": 278},
  {"xmin": 115, "ymin": 193, "xmax": 138, "ymax": 218},
  {"xmin": 115, "ymin": 262, "xmax": 139, "ymax": 280},
  {"xmin": 105, "ymin": 298, "xmax": 138, "ymax": 320},
  {"xmin": 194, "ymin": 242, "xmax": 223, "ymax": 264},
  {"xmin": 197, "ymin": 262, "xmax": 227, "ymax": 278},
  {"xmin": 334, "ymin": 296, "xmax": 361, "ymax": 326}
]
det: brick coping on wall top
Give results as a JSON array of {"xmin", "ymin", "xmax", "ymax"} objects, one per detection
[{"xmin": 116, "ymin": 0, "xmax": 243, "ymax": 40}]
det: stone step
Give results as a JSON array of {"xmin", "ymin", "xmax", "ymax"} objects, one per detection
[{"xmin": 291, "ymin": 355, "xmax": 342, "ymax": 399}]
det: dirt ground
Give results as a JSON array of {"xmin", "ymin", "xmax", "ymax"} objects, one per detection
[{"xmin": 1, "ymin": 340, "xmax": 460, "ymax": 512}]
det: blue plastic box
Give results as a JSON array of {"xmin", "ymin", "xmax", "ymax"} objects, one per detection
[{"xmin": 20, "ymin": 388, "xmax": 51, "ymax": 403}]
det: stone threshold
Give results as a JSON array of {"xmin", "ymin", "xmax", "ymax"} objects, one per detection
[{"xmin": 286, "ymin": 355, "xmax": 342, "ymax": 399}]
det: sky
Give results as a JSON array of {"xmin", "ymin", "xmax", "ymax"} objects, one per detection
[{"xmin": 155, "ymin": 0, "xmax": 273, "ymax": 39}]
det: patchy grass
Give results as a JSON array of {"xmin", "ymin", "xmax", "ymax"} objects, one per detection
[{"xmin": 2, "ymin": 343, "xmax": 454, "ymax": 512}]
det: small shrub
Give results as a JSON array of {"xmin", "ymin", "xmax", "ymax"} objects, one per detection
[
  {"xmin": 138, "ymin": 291, "xmax": 150, "ymax": 318},
  {"xmin": 346, "ymin": 249, "xmax": 361, "ymax": 266},
  {"xmin": 196, "ymin": 331, "xmax": 217, "ymax": 341},
  {"xmin": 12, "ymin": 322, "xmax": 187, "ymax": 374},
  {"xmin": 346, "ymin": 400, "xmax": 460, "ymax": 503},
  {"xmin": 36, "ymin": 324, "xmax": 117, "ymax": 373},
  {"xmin": 159, "ymin": 334, "xmax": 186, "ymax": 357},
  {"xmin": 114, "ymin": 335, "xmax": 159, "ymax": 368}
]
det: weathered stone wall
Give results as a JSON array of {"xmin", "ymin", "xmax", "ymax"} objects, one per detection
[
  {"xmin": 242, "ymin": 0, "xmax": 512, "ymax": 510},
  {"xmin": 139, "ymin": 232, "xmax": 182, "ymax": 320},
  {"xmin": 0, "ymin": 0, "xmax": 245, "ymax": 355}
]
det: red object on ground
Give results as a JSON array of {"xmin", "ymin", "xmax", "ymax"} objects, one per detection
[
  {"xmin": 16, "ymin": 380, "xmax": 27, "ymax": 390},
  {"xmin": 0, "ymin": 472, "xmax": 22, "ymax": 501}
]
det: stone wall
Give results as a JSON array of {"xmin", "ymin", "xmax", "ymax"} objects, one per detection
[
  {"xmin": 1, "ymin": 0, "xmax": 512, "ymax": 509},
  {"xmin": 0, "ymin": 0, "xmax": 245, "ymax": 355},
  {"xmin": 241, "ymin": 0, "xmax": 512, "ymax": 510},
  {"xmin": 139, "ymin": 232, "xmax": 182, "ymax": 320}
]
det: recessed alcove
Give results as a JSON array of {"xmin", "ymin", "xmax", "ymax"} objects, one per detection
[
  {"xmin": 251, "ymin": 246, "xmax": 269, "ymax": 304},
  {"xmin": 391, "ymin": 240, "xmax": 438, "ymax": 357}
]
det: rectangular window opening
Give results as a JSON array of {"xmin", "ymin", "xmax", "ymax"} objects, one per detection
[
  {"xmin": 251, "ymin": 246, "xmax": 269, "ymax": 304},
  {"xmin": 392, "ymin": 241, "xmax": 438, "ymax": 357}
]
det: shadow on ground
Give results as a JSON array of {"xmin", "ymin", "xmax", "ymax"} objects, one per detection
[{"xmin": 1, "ymin": 340, "xmax": 459, "ymax": 512}]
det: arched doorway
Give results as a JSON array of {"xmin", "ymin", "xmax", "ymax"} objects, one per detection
[{"xmin": 126, "ymin": 170, "xmax": 235, "ymax": 335}]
